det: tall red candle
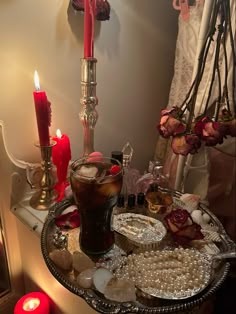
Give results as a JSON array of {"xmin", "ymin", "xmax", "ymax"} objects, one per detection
[
  {"xmin": 33, "ymin": 71, "xmax": 51, "ymax": 146},
  {"xmin": 52, "ymin": 129, "xmax": 72, "ymax": 201},
  {"xmin": 84, "ymin": 0, "xmax": 96, "ymax": 57}
]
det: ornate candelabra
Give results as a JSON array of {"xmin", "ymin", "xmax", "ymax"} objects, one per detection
[
  {"xmin": 29, "ymin": 142, "xmax": 57, "ymax": 211},
  {"xmin": 79, "ymin": 58, "xmax": 98, "ymax": 156}
]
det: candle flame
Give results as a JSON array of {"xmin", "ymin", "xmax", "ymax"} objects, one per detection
[
  {"xmin": 23, "ymin": 297, "xmax": 40, "ymax": 310},
  {"xmin": 56, "ymin": 129, "xmax": 62, "ymax": 138},
  {"xmin": 34, "ymin": 70, "xmax": 40, "ymax": 90},
  {"xmin": 29, "ymin": 299, "xmax": 36, "ymax": 309}
]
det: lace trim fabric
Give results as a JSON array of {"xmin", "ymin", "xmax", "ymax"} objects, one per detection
[{"xmin": 168, "ymin": 5, "xmax": 203, "ymax": 108}]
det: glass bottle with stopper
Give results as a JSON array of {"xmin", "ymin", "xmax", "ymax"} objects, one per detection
[
  {"xmin": 121, "ymin": 142, "xmax": 140, "ymax": 200},
  {"xmin": 136, "ymin": 160, "xmax": 171, "ymax": 217},
  {"xmin": 136, "ymin": 160, "xmax": 169, "ymax": 194}
]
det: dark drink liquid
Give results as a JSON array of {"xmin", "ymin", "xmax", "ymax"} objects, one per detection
[{"xmin": 70, "ymin": 157, "xmax": 122, "ymax": 255}]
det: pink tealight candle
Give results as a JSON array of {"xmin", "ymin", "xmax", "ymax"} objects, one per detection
[{"xmin": 14, "ymin": 292, "xmax": 50, "ymax": 314}]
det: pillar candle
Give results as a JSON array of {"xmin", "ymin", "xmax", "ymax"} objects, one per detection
[
  {"xmin": 14, "ymin": 292, "xmax": 50, "ymax": 314},
  {"xmin": 33, "ymin": 71, "xmax": 51, "ymax": 146},
  {"xmin": 84, "ymin": 0, "xmax": 96, "ymax": 57},
  {"xmin": 52, "ymin": 129, "xmax": 72, "ymax": 201}
]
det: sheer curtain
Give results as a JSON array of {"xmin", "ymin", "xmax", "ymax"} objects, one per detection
[{"xmin": 155, "ymin": 0, "xmax": 236, "ymax": 239}]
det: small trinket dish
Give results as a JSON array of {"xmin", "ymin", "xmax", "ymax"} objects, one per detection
[{"xmin": 113, "ymin": 213, "xmax": 167, "ymax": 248}]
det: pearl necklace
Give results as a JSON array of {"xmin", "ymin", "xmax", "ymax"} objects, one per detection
[{"xmin": 115, "ymin": 248, "xmax": 212, "ymax": 299}]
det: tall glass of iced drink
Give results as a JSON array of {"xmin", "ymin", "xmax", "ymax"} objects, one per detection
[{"xmin": 70, "ymin": 156, "xmax": 123, "ymax": 255}]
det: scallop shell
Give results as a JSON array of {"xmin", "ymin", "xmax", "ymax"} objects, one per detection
[{"xmin": 201, "ymin": 229, "xmax": 222, "ymax": 243}]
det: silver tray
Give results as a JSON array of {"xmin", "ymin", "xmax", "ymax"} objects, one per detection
[{"xmin": 41, "ymin": 188, "xmax": 235, "ymax": 313}]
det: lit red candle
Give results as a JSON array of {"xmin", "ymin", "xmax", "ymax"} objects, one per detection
[
  {"xmin": 33, "ymin": 71, "xmax": 51, "ymax": 146},
  {"xmin": 84, "ymin": 0, "xmax": 96, "ymax": 57},
  {"xmin": 14, "ymin": 292, "xmax": 50, "ymax": 314},
  {"xmin": 52, "ymin": 129, "xmax": 72, "ymax": 201}
]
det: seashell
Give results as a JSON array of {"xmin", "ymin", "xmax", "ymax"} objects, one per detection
[
  {"xmin": 201, "ymin": 223, "xmax": 219, "ymax": 232},
  {"xmin": 179, "ymin": 193, "xmax": 200, "ymax": 213},
  {"xmin": 201, "ymin": 229, "xmax": 221, "ymax": 242},
  {"xmin": 202, "ymin": 213, "xmax": 211, "ymax": 224},
  {"xmin": 200, "ymin": 242, "xmax": 220, "ymax": 255},
  {"xmin": 191, "ymin": 210, "xmax": 204, "ymax": 225}
]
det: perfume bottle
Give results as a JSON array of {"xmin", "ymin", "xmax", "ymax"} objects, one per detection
[
  {"xmin": 122, "ymin": 142, "xmax": 140, "ymax": 202},
  {"xmin": 136, "ymin": 160, "xmax": 169, "ymax": 194}
]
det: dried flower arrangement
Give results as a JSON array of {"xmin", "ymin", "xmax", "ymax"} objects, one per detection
[{"xmin": 157, "ymin": 0, "xmax": 236, "ymax": 156}]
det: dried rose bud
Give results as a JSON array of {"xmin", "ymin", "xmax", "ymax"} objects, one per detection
[
  {"xmin": 72, "ymin": 0, "xmax": 84, "ymax": 11},
  {"xmin": 71, "ymin": 0, "xmax": 110, "ymax": 21},
  {"xmin": 165, "ymin": 208, "xmax": 203, "ymax": 245},
  {"xmin": 165, "ymin": 208, "xmax": 191, "ymax": 231},
  {"xmin": 160, "ymin": 106, "xmax": 183, "ymax": 118},
  {"xmin": 173, "ymin": 223, "xmax": 204, "ymax": 245},
  {"xmin": 55, "ymin": 209, "xmax": 80, "ymax": 229},
  {"xmin": 171, "ymin": 133, "xmax": 201, "ymax": 155},
  {"xmin": 158, "ymin": 106, "xmax": 186, "ymax": 138},
  {"xmin": 158, "ymin": 115, "xmax": 186, "ymax": 138},
  {"xmin": 96, "ymin": 0, "xmax": 110, "ymax": 21},
  {"xmin": 194, "ymin": 116, "xmax": 226, "ymax": 146}
]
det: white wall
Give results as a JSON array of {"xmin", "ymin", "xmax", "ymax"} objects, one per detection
[{"xmin": 0, "ymin": 0, "xmax": 177, "ymax": 172}]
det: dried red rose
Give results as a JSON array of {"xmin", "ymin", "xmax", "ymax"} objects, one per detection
[
  {"xmin": 165, "ymin": 208, "xmax": 191, "ymax": 230},
  {"xmin": 72, "ymin": 0, "xmax": 110, "ymax": 21},
  {"xmin": 160, "ymin": 106, "xmax": 182, "ymax": 117},
  {"xmin": 96, "ymin": 0, "xmax": 110, "ymax": 21},
  {"xmin": 158, "ymin": 107, "xmax": 186, "ymax": 138},
  {"xmin": 171, "ymin": 133, "xmax": 201, "ymax": 155},
  {"xmin": 158, "ymin": 116, "xmax": 186, "ymax": 138},
  {"xmin": 55, "ymin": 209, "xmax": 80, "ymax": 229},
  {"xmin": 194, "ymin": 116, "xmax": 226, "ymax": 146},
  {"xmin": 165, "ymin": 208, "xmax": 203, "ymax": 244},
  {"xmin": 72, "ymin": 0, "xmax": 84, "ymax": 11}
]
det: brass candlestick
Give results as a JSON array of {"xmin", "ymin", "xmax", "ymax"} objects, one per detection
[
  {"xmin": 30, "ymin": 142, "xmax": 57, "ymax": 211},
  {"xmin": 79, "ymin": 58, "xmax": 98, "ymax": 156}
]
